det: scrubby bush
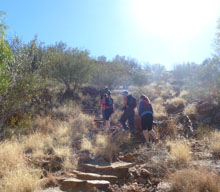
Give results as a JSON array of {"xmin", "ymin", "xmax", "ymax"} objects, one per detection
[
  {"xmin": 167, "ymin": 140, "xmax": 191, "ymax": 164},
  {"xmin": 157, "ymin": 121, "xmax": 176, "ymax": 139},
  {"xmin": 169, "ymin": 168, "xmax": 220, "ymax": 192}
]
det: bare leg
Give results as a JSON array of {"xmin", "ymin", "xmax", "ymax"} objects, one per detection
[
  {"xmin": 105, "ymin": 120, "xmax": 110, "ymax": 129},
  {"xmin": 143, "ymin": 130, "xmax": 149, "ymax": 144},
  {"xmin": 149, "ymin": 129, "xmax": 157, "ymax": 142}
]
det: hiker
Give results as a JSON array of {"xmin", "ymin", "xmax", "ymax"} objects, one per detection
[
  {"xmin": 138, "ymin": 95, "xmax": 157, "ymax": 145},
  {"xmin": 120, "ymin": 90, "xmax": 136, "ymax": 134},
  {"xmin": 103, "ymin": 90, "xmax": 114, "ymax": 129},
  {"xmin": 99, "ymin": 88, "xmax": 109, "ymax": 120}
]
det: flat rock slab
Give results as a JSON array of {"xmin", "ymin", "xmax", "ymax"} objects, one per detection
[
  {"xmin": 60, "ymin": 178, "xmax": 110, "ymax": 192},
  {"xmin": 72, "ymin": 170, "xmax": 117, "ymax": 183},
  {"xmin": 60, "ymin": 178, "xmax": 87, "ymax": 191},
  {"xmin": 87, "ymin": 180, "xmax": 110, "ymax": 190},
  {"xmin": 80, "ymin": 161, "xmax": 134, "ymax": 178}
]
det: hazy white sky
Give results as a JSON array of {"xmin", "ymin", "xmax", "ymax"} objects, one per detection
[
  {"xmin": 120, "ymin": 0, "xmax": 220, "ymax": 67},
  {"xmin": 1, "ymin": 0, "xmax": 220, "ymax": 69}
]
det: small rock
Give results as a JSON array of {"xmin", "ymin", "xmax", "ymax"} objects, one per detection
[{"xmin": 140, "ymin": 169, "xmax": 151, "ymax": 177}]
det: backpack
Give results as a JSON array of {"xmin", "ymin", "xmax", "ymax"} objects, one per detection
[
  {"xmin": 105, "ymin": 97, "xmax": 113, "ymax": 107},
  {"xmin": 127, "ymin": 95, "xmax": 137, "ymax": 109}
]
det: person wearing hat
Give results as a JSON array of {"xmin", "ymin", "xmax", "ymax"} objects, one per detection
[{"xmin": 120, "ymin": 90, "xmax": 136, "ymax": 134}]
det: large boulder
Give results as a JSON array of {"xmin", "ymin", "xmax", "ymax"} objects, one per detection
[
  {"xmin": 165, "ymin": 102, "xmax": 185, "ymax": 114},
  {"xmin": 196, "ymin": 101, "xmax": 215, "ymax": 115}
]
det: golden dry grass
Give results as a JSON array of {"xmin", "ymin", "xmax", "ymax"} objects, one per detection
[
  {"xmin": 0, "ymin": 103, "xmax": 93, "ymax": 191},
  {"xmin": 153, "ymin": 96, "xmax": 164, "ymax": 104},
  {"xmin": 0, "ymin": 165, "xmax": 42, "ymax": 192},
  {"xmin": 203, "ymin": 131, "xmax": 220, "ymax": 155},
  {"xmin": 197, "ymin": 124, "xmax": 213, "ymax": 139},
  {"xmin": 70, "ymin": 113, "xmax": 95, "ymax": 140},
  {"xmin": 33, "ymin": 115, "xmax": 54, "ymax": 134},
  {"xmin": 94, "ymin": 130, "xmax": 130, "ymax": 162},
  {"xmin": 110, "ymin": 109, "xmax": 122, "ymax": 125},
  {"xmin": 52, "ymin": 102, "xmax": 82, "ymax": 120},
  {"xmin": 179, "ymin": 90, "xmax": 189, "ymax": 98},
  {"xmin": 81, "ymin": 136, "xmax": 93, "ymax": 151},
  {"xmin": 21, "ymin": 133, "xmax": 53, "ymax": 159},
  {"xmin": 0, "ymin": 140, "xmax": 42, "ymax": 192},
  {"xmin": 167, "ymin": 140, "xmax": 191, "ymax": 164},
  {"xmin": 157, "ymin": 121, "xmax": 176, "ymax": 139},
  {"xmin": 152, "ymin": 103, "xmax": 167, "ymax": 119},
  {"xmin": 183, "ymin": 104, "xmax": 197, "ymax": 116},
  {"xmin": 169, "ymin": 168, "xmax": 220, "ymax": 192},
  {"xmin": 209, "ymin": 131, "xmax": 220, "ymax": 154},
  {"xmin": 0, "ymin": 141, "xmax": 25, "ymax": 176}
]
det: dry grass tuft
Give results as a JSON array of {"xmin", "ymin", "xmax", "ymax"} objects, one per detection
[
  {"xmin": 152, "ymin": 103, "xmax": 167, "ymax": 119},
  {"xmin": 110, "ymin": 109, "xmax": 122, "ymax": 125},
  {"xmin": 169, "ymin": 168, "xmax": 220, "ymax": 192},
  {"xmin": 21, "ymin": 133, "xmax": 53, "ymax": 159},
  {"xmin": 179, "ymin": 90, "xmax": 189, "ymax": 98},
  {"xmin": 209, "ymin": 131, "xmax": 220, "ymax": 154},
  {"xmin": 157, "ymin": 121, "xmax": 176, "ymax": 139},
  {"xmin": 33, "ymin": 115, "xmax": 55, "ymax": 134},
  {"xmin": 91, "ymin": 131, "xmax": 130, "ymax": 162},
  {"xmin": 153, "ymin": 97, "xmax": 164, "ymax": 104},
  {"xmin": 183, "ymin": 104, "xmax": 197, "ymax": 116},
  {"xmin": 0, "ymin": 141, "xmax": 25, "ymax": 176},
  {"xmin": 0, "ymin": 165, "xmax": 42, "ymax": 192},
  {"xmin": 197, "ymin": 124, "xmax": 213, "ymax": 139},
  {"xmin": 0, "ymin": 140, "xmax": 42, "ymax": 192},
  {"xmin": 203, "ymin": 131, "xmax": 220, "ymax": 157},
  {"xmin": 81, "ymin": 137, "xmax": 93, "ymax": 151},
  {"xmin": 167, "ymin": 140, "xmax": 191, "ymax": 164},
  {"xmin": 70, "ymin": 113, "xmax": 96, "ymax": 140},
  {"xmin": 53, "ymin": 101, "xmax": 81, "ymax": 117}
]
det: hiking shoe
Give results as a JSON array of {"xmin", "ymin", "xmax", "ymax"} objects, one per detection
[{"xmin": 145, "ymin": 142, "xmax": 152, "ymax": 148}]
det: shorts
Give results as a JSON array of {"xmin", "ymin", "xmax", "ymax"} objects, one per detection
[
  {"xmin": 141, "ymin": 114, "xmax": 153, "ymax": 131},
  {"xmin": 104, "ymin": 108, "xmax": 113, "ymax": 120}
]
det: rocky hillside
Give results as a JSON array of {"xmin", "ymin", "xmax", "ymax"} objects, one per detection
[{"xmin": 0, "ymin": 83, "xmax": 220, "ymax": 192}]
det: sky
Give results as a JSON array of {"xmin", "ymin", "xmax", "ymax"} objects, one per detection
[{"xmin": 1, "ymin": 0, "xmax": 220, "ymax": 69}]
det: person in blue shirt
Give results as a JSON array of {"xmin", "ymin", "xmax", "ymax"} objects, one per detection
[{"xmin": 138, "ymin": 95, "xmax": 157, "ymax": 146}]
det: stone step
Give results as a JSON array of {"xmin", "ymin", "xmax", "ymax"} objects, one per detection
[
  {"xmin": 87, "ymin": 180, "xmax": 110, "ymax": 190},
  {"xmin": 79, "ymin": 161, "xmax": 134, "ymax": 179},
  {"xmin": 71, "ymin": 170, "xmax": 117, "ymax": 183},
  {"xmin": 60, "ymin": 178, "xmax": 110, "ymax": 192},
  {"xmin": 60, "ymin": 178, "xmax": 87, "ymax": 191}
]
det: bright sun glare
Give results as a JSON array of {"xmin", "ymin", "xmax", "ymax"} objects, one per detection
[{"xmin": 130, "ymin": 0, "xmax": 219, "ymax": 41}]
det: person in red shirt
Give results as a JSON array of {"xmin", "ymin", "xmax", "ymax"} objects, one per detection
[
  {"xmin": 100, "ymin": 93, "xmax": 107, "ymax": 122},
  {"xmin": 104, "ymin": 90, "xmax": 114, "ymax": 129}
]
